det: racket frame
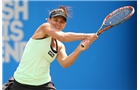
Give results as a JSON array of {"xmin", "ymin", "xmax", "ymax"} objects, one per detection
[{"xmin": 96, "ymin": 6, "xmax": 135, "ymax": 35}]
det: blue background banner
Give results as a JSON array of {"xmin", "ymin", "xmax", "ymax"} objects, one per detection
[{"xmin": 2, "ymin": 1, "xmax": 137, "ymax": 90}]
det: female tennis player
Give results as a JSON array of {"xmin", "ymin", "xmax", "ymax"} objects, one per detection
[{"xmin": 4, "ymin": 6, "xmax": 98, "ymax": 90}]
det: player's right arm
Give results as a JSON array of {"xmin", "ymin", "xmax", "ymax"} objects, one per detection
[{"xmin": 41, "ymin": 23, "xmax": 95, "ymax": 42}]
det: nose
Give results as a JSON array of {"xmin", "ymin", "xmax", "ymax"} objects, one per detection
[{"xmin": 56, "ymin": 21, "xmax": 61, "ymax": 26}]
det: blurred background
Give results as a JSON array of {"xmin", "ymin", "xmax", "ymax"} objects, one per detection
[{"xmin": 2, "ymin": 0, "xmax": 137, "ymax": 90}]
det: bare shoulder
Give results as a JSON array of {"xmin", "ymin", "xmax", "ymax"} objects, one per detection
[
  {"xmin": 41, "ymin": 23, "xmax": 50, "ymax": 27},
  {"xmin": 40, "ymin": 23, "xmax": 51, "ymax": 30},
  {"xmin": 40, "ymin": 23, "xmax": 54, "ymax": 33},
  {"xmin": 31, "ymin": 23, "xmax": 50, "ymax": 39},
  {"xmin": 34, "ymin": 22, "xmax": 50, "ymax": 33}
]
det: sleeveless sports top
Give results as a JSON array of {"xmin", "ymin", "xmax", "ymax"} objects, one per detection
[{"xmin": 14, "ymin": 37, "xmax": 58, "ymax": 85}]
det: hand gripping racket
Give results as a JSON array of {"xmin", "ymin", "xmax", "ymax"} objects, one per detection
[{"xmin": 81, "ymin": 6, "xmax": 135, "ymax": 47}]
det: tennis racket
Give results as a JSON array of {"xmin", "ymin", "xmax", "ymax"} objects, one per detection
[{"xmin": 81, "ymin": 6, "xmax": 135, "ymax": 47}]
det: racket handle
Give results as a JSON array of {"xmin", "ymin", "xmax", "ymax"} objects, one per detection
[
  {"xmin": 81, "ymin": 33, "xmax": 99, "ymax": 48},
  {"xmin": 81, "ymin": 44, "xmax": 84, "ymax": 48},
  {"xmin": 96, "ymin": 32, "xmax": 100, "ymax": 36}
]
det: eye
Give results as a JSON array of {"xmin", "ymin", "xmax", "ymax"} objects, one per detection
[
  {"xmin": 60, "ymin": 20, "xmax": 65, "ymax": 24},
  {"xmin": 54, "ymin": 18, "xmax": 58, "ymax": 22}
]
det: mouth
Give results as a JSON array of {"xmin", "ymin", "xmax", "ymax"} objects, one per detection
[{"xmin": 55, "ymin": 25, "xmax": 60, "ymax": 29}]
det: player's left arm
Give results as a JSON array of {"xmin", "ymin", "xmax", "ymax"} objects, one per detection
[
  {"xmin": 56, "ymin": 37, "xmax": 98, "ymax": 68},
  {"xmin": 56, "ymin": 42, "xmax": 84, "ymax": 68}
]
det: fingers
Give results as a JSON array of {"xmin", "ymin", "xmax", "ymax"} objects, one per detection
[
  {"xmin": 80, "ymin": 33, "xmax": 98, "ymax": 50},
  {"xmin": 81, "ymin": 33, "xmax": 98, "ymax": 48},
  {"xmin": 80, "ymin": 39, "xmax": 92, "ymax": 48},
  {"xmin": 87, "ymin": 33, "xmax": 98, "ymax": 42}
]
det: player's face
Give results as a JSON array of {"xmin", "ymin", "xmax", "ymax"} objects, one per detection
[{"xmin": 49, "ymin": 16, "xmax": 66, "ymax": 31}]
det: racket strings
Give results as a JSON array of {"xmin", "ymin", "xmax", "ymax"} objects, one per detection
[{"xmin": 105, "ymin": 9, "xmax": 132, "ymax": 25}]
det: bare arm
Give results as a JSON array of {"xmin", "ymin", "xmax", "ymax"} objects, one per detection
[
  {"xmin": 56, "ymin": 33, "xmax": 98, "ymax": 68},
  {"xmin": 41, "ymin": 23, "xmax": 94, "ymax": 42},
  {"xmin": 56, "ymin": 38, "xmax": 95, "ymax": 68},
  {"xmin": 56, "ymin": 43, "xmax": 82, "ymax": 68}
]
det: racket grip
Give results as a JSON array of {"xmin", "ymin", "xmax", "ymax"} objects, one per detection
[
  {"xmin": 81, "ymin": 44, "xmax": 84, "ymax": 48},
  {"xmin": 96, "ymin": 32, "xmax": 100, "ymax": 36}
]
